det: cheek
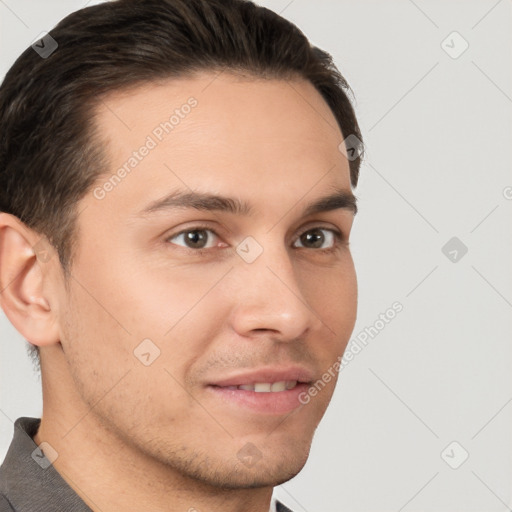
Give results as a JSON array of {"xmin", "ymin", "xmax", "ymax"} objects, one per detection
[
  {"xmin": 302, "ymin": 254, "xmax": 357, "ymax": 332},
  {"xmin": 59, "ymin": 284, "xmax": 199, "ymax": 432},
  {"xmin": 61, "ymin": 249, "xmax": 231, "ymax": 381},
  {"xmin": 59, "ymin": 285, "xmax": 134, "ymax": 404},
  {"xmin": 300, "ymin": 256, "xmax": 358, "ymax": 390},
  {"xmin": 108, "ymin": 257, "xmax": 230, "ymax": 338}
]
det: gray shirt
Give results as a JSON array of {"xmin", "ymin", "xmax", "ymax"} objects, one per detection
[
  {"xmin": 0, "ymin": 417, "xmax": 294, "ymax": 512},
  {"xmin": 0, "ymin": 417, "xmax": 91, "ymax": 511}
]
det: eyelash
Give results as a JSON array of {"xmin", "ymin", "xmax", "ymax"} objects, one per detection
[{"xmin": 164, "ymin": 224, "xmax": 346, "ymax": 256}]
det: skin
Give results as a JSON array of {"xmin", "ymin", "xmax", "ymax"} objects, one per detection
[{"xmin": 0, "ymin": 71, "xmax": 358, "ymax": 512}]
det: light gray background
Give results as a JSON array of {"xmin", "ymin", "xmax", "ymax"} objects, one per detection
[{"xmin": 1, "ymin": 1, "xmax": 511, "ymax": 511}]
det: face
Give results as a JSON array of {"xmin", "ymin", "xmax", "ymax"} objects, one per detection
[{"xmin": 53, "ymin": 72, "xmax": 357, "ymax": 488}]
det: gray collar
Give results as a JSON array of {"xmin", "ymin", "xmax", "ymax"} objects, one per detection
[{"xmin": 0, "ymin": 416, "xmax": 92, "ymax": 511}]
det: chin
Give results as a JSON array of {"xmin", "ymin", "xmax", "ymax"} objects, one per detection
[
  {"xmin": 254, "ymin": 455, "xmax": 310, "ymax": 487},
  {"xmin": 154, "ymin": 436, "xmax": 313, "ymax": 490},
  {"xmin": 209, "ymin": 454, "xmax": 311, "ymax": 490},
  {"xmin": 206, "ymin": 439, "xmax": 313, "ymax": 490}
]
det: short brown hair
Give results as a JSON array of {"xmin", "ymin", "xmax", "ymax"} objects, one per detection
[{"xmin": 0, "ymin": 0, "xmax": 363, "ymax": 366}]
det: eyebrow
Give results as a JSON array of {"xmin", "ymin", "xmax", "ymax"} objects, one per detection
[{"xmin": 137, "ymin": 187, "xmax": 358, "ymax": 218}]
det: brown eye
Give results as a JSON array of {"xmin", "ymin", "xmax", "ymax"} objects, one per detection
[
  {"xmin": 167, "ymin": 228, "xmax": 219, "ymax": 250},
  {"xmin": 299, "ymin": 229, "xmax": 325, "ymax": 249},
  {"xmin": 293, "ymin": 228, "xmax": 341, "ymax": 251},
  {"xmin": 165, "ymin": 225, "xmax": 343, "ymax": 254}
]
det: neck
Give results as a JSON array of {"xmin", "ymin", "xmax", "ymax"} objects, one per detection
[
  {"xmin": 33, "ymin": 350, "xmax": 274, "ymax": 512},
  {"xmin": 34, "ymin": 412, "xmax": 274, "ymax": 512}
]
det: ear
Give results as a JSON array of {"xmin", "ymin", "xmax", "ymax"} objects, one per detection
[{"xmin": 0, "ymin": 213, "xmax": 60, "ymax": 347}]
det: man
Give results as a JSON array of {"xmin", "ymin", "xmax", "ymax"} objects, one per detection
[{"xmin": 0, "ymin": 0, "xmax": 363, "ymax": 510}]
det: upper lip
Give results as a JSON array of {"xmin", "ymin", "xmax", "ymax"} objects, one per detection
[{"xmin": 208, "ymin": 366, "xmax": 315, "ymax": 387}]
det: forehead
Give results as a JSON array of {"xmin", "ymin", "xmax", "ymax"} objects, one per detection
[{"xmin": 87, "ymin": 71, "xmax": 351, "ymax": 217}]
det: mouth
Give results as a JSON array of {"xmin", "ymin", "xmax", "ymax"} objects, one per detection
[
  {"xmin": 215, "ymin": 380, "xmax": 300, "ymax": 392},
  {"xmin": 206, "ymin": 367, "xmax": 314, "ymax": 415}
]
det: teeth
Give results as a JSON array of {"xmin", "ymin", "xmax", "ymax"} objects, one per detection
[
  {"xmin": 271, "ymin": 381, "xmax": 286, "ymax": 392},
  {"xmin": 229, "ymin": 380, "xmax": 298, "ymax": 392},
  {"xmin": 254, "ymin": 383, "xmax": 271, "ymax": 392}
]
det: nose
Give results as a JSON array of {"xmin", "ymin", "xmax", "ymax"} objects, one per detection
[{"xmin": 228, "ymin": 241, "xmax": 325, "ymax": 342}]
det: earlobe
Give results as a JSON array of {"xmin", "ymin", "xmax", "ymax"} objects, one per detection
[{"xmin": 0, "ymin": 213, "xmax": 60, "ymax": 347}]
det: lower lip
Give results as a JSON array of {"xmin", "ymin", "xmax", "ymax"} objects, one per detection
[{"xmin": 206, "ymin": 383, "xmax": 310, "ymax": 415}]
